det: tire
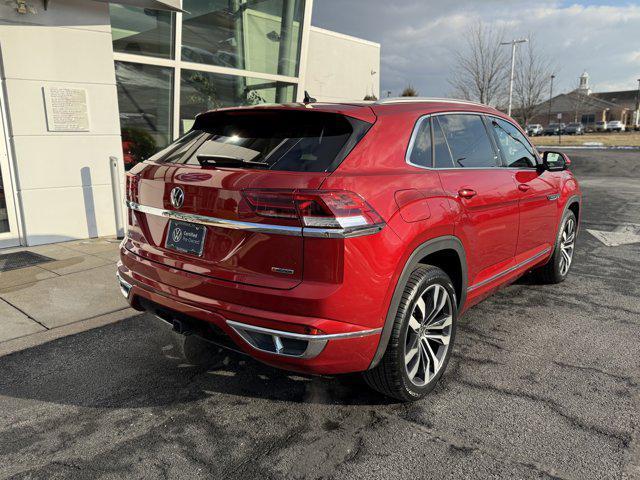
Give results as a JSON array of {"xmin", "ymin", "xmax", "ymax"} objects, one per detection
[
  {"xmin": 531, "ymin": 210, "xmax": 577, "ymax": 284},
  {"xmin": 363, "ymin": 265, "xmax": 457, "ymax": 402}
]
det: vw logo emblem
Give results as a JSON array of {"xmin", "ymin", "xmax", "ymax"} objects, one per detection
[
  {"xmin": 170, "ymin": 187, "xmax": 184, "ymax": 209},
  {"xmin": 172, "ymin": 228, "xmax": 183, "ymax": 243}
]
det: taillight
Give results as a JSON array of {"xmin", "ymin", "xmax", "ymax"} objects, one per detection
[
  {"xmin": 125, "ymin": 174, "xmax": 140, "ymax": 228},
  {"xmin": 125, "ymin": 173, "xmax": 139, "ymax": 203},
  {"xmin": 242, "ymin": 189, "xmax": 384, "ymax": 237},
  {"xmin": 295, "ymin": 191, "xmax": 383, "ymax": 228}
]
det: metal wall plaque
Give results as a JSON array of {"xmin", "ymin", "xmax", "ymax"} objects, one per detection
[{"xmin": 43, "ymin": 86, "xmax": 90, "ymax": 132}]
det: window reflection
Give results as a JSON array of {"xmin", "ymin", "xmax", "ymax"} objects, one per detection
[
  {"xmin": 181, "ymin": 0, "xmax": 305, "ymax": 77},
  {"xmin": 110, "ymin": 4, "xmax": 173, "ymax": 59},
  {"xmin": 115, "ymin": 62, "xmax": 173, "ymax": 169},
  {"xmin": 180, "ymin": 70, "xmax": 296, "ymax": 134},
  {"xmin": 0, "ymin": 166, "xmax": 9, "ymax": 233}
]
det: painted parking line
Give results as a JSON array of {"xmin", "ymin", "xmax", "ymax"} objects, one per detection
[{"xmin": 587, "ymin": 224, "xmax": 640, "ymax": 247}]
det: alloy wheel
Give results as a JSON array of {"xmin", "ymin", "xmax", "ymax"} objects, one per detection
[
  {"xmin": 559, "ymin": 217, "xmax": 576, "ymax": 276},
  {"xmin": 404, "ymin": 284, "xmax": 453, "ymax": 387}
]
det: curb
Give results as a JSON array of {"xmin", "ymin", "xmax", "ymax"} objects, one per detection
[{"xmin": 0, "ymin": 308, "xmax": 139, "ymax": 357}]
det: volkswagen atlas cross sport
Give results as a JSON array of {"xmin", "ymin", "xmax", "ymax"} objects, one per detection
[{"xmin": 117, "ymin": 98, "xmax": 581, "ymax": 401}]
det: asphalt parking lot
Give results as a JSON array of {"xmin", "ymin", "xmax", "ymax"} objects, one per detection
[{"xmin": 1, "ymin": 149, "xmax": 639, "ymax": 480}]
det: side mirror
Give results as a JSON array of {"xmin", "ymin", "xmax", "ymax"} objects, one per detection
[{"xmin": 541, "ymin": 151, "xmax": 570, "ymax": 171}]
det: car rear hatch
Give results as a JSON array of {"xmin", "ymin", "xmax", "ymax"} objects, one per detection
[{"xmin": 125, "ymin": 106, "xmax": 376, "ymax": 290}]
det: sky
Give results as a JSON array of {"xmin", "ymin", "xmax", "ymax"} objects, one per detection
[{"xmin": 312, "ymin": 0, "xmax": 640, "ymax": 98}]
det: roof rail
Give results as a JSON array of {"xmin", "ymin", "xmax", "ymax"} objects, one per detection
[{"xmin": 375, "ymin": 97, "xmax": 487, "ymax": 107}]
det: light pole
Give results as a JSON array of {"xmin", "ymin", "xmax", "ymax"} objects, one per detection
[
  {"xmin": 547, "ymin": 74, "xmax": 555, "ymax": 125},
  {"xmin": 500, "ymin": 38, "xmax": 528, "ymax": 116},
  {"xmin": 635, "ymin": 78, "xmax": 640, "ymax": 129}
]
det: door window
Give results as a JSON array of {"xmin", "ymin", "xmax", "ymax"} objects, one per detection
[
  {"xmin": 490, "ymin": 118, "xmax": 538, "ymax": 168},
  {"xmin": 436, "ymin": 114, "xmax": 498, "ymax": 168}
]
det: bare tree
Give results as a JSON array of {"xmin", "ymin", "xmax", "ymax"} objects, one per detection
[
  {"xmin": 449, "ymin": 23, "xmax": 508, "ymax": 106},
  {"xmin": 568, "ymin": 91, "xmax": 590, "ymax": 123},
  {"xmin": 513, "ymin": 37, "xmax": 554, "ymax": 125},
  {"xmin": 401, "ymin": 85, "xmax": 419, "ymax": 97}
]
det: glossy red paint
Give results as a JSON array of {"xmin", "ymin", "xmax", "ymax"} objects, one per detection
[{"xmin": 118, "ymin": 100, "xmax": 581, "ymax": 375}]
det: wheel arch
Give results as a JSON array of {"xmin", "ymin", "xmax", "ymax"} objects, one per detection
[
  {"xmin": 368, "ymin": 235, "xmax": 467, "ymax": 369},
  {"xmin": 562, "ymin": 194, "xmax": 581, "ymax": 232}
]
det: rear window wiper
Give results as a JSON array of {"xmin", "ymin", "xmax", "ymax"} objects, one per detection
[{"xmin": 196, "ymin": 154, "xmax": 269, "ymax": 169}]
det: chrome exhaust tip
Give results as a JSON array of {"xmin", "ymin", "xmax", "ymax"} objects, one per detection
[
  {"xmin": 226, "ymin": 320, "xmax": 383, "ymax": 360},
  {"xmin": 227, "ymin": 320, "xmax": 327, "ymax": 359}
]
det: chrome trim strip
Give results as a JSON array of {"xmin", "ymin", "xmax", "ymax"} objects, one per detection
[
  {"xmin": 405, "ymin": 112, "xmax": 540, "ymax": 171},
  {"xmin": 116, "ymin": 271, "xmax": 133, "ymax": 299},
  {"xmin": 467, "ymin": 247, "xmax": 551, "ymax": 292},
  {"xmin": 302, "ymin": 224, "xmax": 385, "ymax": 239},
  {"xmin": 127, "ymin": 201, "xmax": 385, "ymax": 239},
  {"xmin": 127, "ymin": 201, "xmax": 302, "ymax": 236},
  {"xmin": 226, "ymin": 320, "xmax": 383, "ymax": 341}
]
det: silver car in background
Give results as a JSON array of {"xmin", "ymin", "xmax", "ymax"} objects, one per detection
[
  {"xmin": 607, "ymin": 120, "xmax": 625, "ymax": 132},
  {"xmin": 526, "ymin": 124, "xmax": 543, "ymax": 136}
]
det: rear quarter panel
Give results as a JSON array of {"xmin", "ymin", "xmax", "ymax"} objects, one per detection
[{"xmin": 317, "ymin": 107, "xmax": 456, "ymax": 330}]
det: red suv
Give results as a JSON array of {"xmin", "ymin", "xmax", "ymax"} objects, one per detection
[{"xmin": 117, "ymin": 99, "xmax": 581, "ymax": 401}]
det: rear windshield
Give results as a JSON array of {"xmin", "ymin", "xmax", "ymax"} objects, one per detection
[{"xmin": 149, "ymin": 110, "xmax": 372, "ymax": 172}]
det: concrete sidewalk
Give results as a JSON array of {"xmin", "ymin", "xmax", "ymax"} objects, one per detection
[{"xmin": 0, "ymin": 237, "xmax": 135, "ymax": 355}]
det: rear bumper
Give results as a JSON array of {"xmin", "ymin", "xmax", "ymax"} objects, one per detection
[{"xmin": 117, "ymin": 249, "xmax": 381, "ymax": 375}]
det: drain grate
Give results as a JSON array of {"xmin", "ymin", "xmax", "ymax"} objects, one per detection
[{"xmin": 0, "ymin": 251, "xmax": 55, "ymax": 272}]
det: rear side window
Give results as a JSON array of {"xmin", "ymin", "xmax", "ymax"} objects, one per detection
[
  {"xmin": 156, "ymin": 110, "xmax": 371, "ymax": 172},
  {"xmin": 408, "ymin": 118, "xmax": 432, "ymax": 167},
  {"xmin": 433, "ymin": 118, "xmax": 454, "ymax": 168},
  {"xmin": 437, "ymin": 114, "xmax": 498, "ymax": 168}
]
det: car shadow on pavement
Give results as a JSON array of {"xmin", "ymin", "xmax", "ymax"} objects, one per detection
[{"xmin": 0, "ymin": 314, "xmax": 393, "ymax": 409}]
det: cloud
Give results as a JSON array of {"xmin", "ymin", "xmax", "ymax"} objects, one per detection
[
  {"xmin": 312, "ymin": 1, "xmax": 640, "ymax": 97},
  {"xmin": 625, "ymin": 51, "xmax": 640, "ymax": 64}
]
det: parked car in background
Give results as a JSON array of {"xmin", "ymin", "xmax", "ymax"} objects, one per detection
[
  {"xmin": 526, "ymin": 124, "xmax": 543, "ymax": 136},
  {"xmin": 565, "ymin": 123, "xmax": 585, "ymax": 135},
  {"xmin": 544, "ymin": 123, "xmax": 566, "ymax": 135},
  {"xmin": 607, "ymin": 120, "xmax": 625, "ymax": 132},
  {"xmin": 118, "ymin": 99, "xmax": 581, "ymax": 401},
  {"xmin": 595, "ymin": 121, "xmax": 608, "ymax": 132}
]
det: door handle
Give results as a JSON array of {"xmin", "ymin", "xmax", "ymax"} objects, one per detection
[
  {"xmin": 518, "ymin": 184, "xmax": 531, "ymax": 192},
  {"xmin": 458, "ymin": 189, "xmax": 477, "ymax": 199}
]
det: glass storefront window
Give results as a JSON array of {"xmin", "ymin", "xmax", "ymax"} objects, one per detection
[
  {"xmin": 181, "ymin": 0, "xmax": 305, "ymax": 77},
  {"xmin": 110, "ymin": 4, "xmax": 174, "ymax": 59},
  {"xmin": 179, "ymin": 70, "xmax": 296, "ymax": 134},
  {"xmin": 115, "ymin": 62, "xmax": 173, "ymax": 169}
]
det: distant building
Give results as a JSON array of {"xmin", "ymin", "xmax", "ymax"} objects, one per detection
[{"xmin": 529, "ymin": 72, "xmax": 640, "ymax": 130}]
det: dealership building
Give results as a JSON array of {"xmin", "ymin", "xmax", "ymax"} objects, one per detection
[{"xmin": 0, "ymin": 0, "xmax": 380, "ymax": 248}]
